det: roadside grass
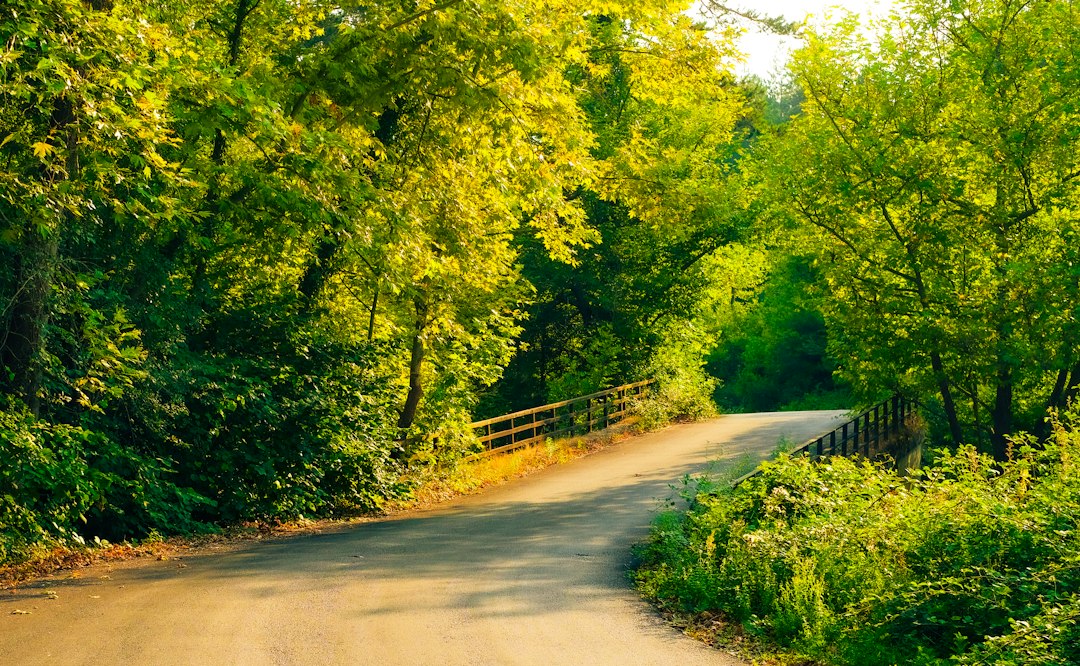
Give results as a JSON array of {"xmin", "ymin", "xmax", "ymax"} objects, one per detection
[{"xmin": 388, "ymin": 424, "xmax": 639, "ymax": 510}]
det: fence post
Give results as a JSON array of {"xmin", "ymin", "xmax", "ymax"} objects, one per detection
[
  {"xmin": 829, "ymin": 430, "xmax": 836, "ymax": 456},
  {"xmin": 863, "ymin": 412, "xmax": 871, "ymax": 455},
  {"xmin": 466, "ymin": 380, "xmax": 666, "ymax": 459}
]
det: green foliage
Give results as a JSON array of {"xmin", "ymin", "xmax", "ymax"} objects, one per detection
[
  {"xmin": 632, "ymin": 328, "xmax": 719, "ymax": 430},
  {"xmin": 763, "ymin": 0, "xmax": 1080, "ymax": 452},
  {"xmin": 773, "ymin": 557, "xmax": 831, "ymax": 652},
  {"xmin": 708, "ymin": 253, "xmax": 851, "ymax": 412},
  {"xmin": 0, "ymin": 0, "xmax": 749, "ymax": 563},
  {"xmin": 0, "ymin": 398, "xmax": 209, "ymax": 561},
  {"xmin": 636, "ymin": 412, "xmax": 1080, "ymax": 665},
  {"xmin": 0, "ymin": 402, "xmax": 109, "ymax": 561}
]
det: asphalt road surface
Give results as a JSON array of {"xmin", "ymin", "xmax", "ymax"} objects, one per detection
[{"xmin": 1, "ymin": 410, "xmax": 846, "ymax": 666}]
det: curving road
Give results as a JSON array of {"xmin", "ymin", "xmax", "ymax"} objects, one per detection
[{"xmin": 1, "ymin": 411, "xmax": 845, "ymax": 666}]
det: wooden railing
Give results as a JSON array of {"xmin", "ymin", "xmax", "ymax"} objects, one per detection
[
  {"xmin": 733, "ymin": 395, "xmax": 916, "ymax": 486},
  {"xmin": 468, "ymin": 380, "xmax": 655, "ymax": 459}
]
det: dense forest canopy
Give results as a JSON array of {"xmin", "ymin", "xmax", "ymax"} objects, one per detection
[
  {"xmin": 0, "ymin": 0, "xmax": 760, "ymax": 557},
  {"xmin": 767, "ymin": 0, "xmax": 1080, "ymax": 454},
  {"xmin": 2, "ymin": 0, "xmax": 1080, "ymax": 561}
]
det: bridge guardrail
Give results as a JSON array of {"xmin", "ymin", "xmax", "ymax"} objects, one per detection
[
  {"xmin": 731, "ymin": 395, "xmax": 915, "ymax": 487},
  {"xmin": 467, "ymin": 379, "xmax": 655, "ymax": 459}
]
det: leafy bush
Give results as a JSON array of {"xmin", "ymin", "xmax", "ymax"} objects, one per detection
[
  {"xmin": 127, "ymin": 335, "xmax": 409, "ymax": 523},
  {"xmin": 635, "ymin": 412, "xmax": 1080, "ymax": 665},
  {"xmin": 0, "ymin": 399, "xmax": 209, "ymax": 562},
  {"xmin": 0, "ymin": 325, "xmax": 412, "ymax": 562},
  {"xmin": 632, "ymin": 336, "xmax": 719, "ymax": 430}
]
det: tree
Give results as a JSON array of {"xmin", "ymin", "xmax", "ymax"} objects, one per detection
[
  {"xmin": 481, "ymin": 10, "xmax": 752, "ymax": 413},
  {"xmin": 767, "ymin": 0, "xmax": 1080, "ymax": 455},
  {"xmin": 0, "ymin": 0, "xmax": 181, "ymax": 414},
  {"xmin": 1, "ymin": 0, "xmax": 761, "ymax": 554}
]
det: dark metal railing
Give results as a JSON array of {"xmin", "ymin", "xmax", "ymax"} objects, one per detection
[{"xmin": 733, "ymin": 395, "xmax": 915, "ymax": 486}]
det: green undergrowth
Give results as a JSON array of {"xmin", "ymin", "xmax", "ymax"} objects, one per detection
[
  {"xmin": 0, "ymin": 387, "xmax": 701, "ymax": 575},
  {"xmin": 635, "ymin": 413, "xmax": 1080, "ymax": 665},
  {"xmin": 0, "ymin": 349, "xmax": 712, "ymax": 569}
]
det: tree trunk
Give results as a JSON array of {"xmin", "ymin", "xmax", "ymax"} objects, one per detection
[
  {"xmin": 969, "ymin": 380, "xmax": 983, "ymax": 451},
  {"xmin": 930, "ymin": 350, "xmax": 963, "ymax": 446},
  {"xmin": 1062, "ymin": 361, "xmax": 1080, "ymax": 412},
  {"xmin": 297, "ymin": 236, "xmax": 341, "ymax": 309},
  {"xmin": 3, "ymin": 234, "xmax": 58, "ymax": 415},
  {"xmin": 184, "ymin": 0, "xmax": 259, "ymax": 348},
  {"xmin": 397, "ymin": 325, "xmax": 425, "ymax": 430},
  {"xmin": 1047, "ymin": 365, "xmax": 1071, "ymax": 414},
  {"xmin": 1039, "ymin": 362, "xmax": 1077, "ymax": 439},
  {"xmin": 2, "ymin": 94, "xmax": 77, "ymax": 414},
  {"xmin": 397, "ymin": 296, "xmax": 429, "ymax": 430}
]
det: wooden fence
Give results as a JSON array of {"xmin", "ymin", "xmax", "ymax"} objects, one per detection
[
  {"xmin": 468, "ymin": 379, "xmax": 655, "ymax": 459},
  {"xmin": 733, "ymin": 395, "xmax": 916, "ymax": 486}
]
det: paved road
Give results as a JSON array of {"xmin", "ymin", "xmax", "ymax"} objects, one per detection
[{"xmin": 1, "ymin": 411, "xmax": 845, "ymax": 666}]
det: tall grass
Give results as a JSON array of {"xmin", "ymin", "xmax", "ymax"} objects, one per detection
[{"xmin": 396, "ymin": 428, "xmax": 635, "ymax": 508}]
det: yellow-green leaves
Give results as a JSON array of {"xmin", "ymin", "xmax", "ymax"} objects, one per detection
[{"xmin": 769, "ymin": 0, "xmax": 1080, "ymax": 449}]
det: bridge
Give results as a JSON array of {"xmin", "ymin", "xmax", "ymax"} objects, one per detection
[{"xmin": 0, "ymin": 391, "xmax": 916, "ymax": 665}]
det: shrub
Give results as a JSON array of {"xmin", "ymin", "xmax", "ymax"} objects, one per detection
[
  {"xmin": 635, "ymin": 411, "xmax": 1080, "ymax": 665},
  {"xmin": 0, "ymin": 398, "xmax": 209, "ymax": 562},
  {"xmin": 130, "ymin": 338, "xmax": 408, "ymax": 523},
  {"xmin": 633, "ymin": 336, "xmax": 718, "ymax": 430}
]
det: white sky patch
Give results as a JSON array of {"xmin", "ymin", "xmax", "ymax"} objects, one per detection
[{"xmin": 696, "ymin": 1, "xmax": 897, "ymax": 81}]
